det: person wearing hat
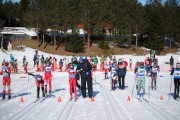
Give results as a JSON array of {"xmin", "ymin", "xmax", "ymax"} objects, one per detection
[
  {"xmin": 134, "ymin": 62, "xmax": 147, "ymax": 97},
  {"xmin": 77, "ymin": 57, "xmax": 93, "ymax": 98},
  {"xmin": 170, "ymin": 56, "xmax": 174, "ymax": 71},
  {"xmin": 150, "ymin": 62, "xmax": 160, "ymax": 90},
  {"xmin": 28, "ymin": 73, "xmax": 45, "ymax": 98},
  {"xmin": 171, "ymin": 62, "xmax": 180, "ymax": 99},
  {"xmin": 67, "ymin": 63, "xmax": 77, "ymax": 101},
  {"xmin": 110, "ymin": 61, "xmax": 118, "ymax": 90},
  {"xmin": 0, "ymin": 62, "xmax": 11, "ymax": 100},
  {"xmin": 117, "ymin": 60, "xmax": 127, "ymax": 90},
  {"xmin": 44, "ymin": 61, "xmax": 52, "ymax": 94},
  {"xmin": 93, "ymin": 56, "xmax": 98, "ymax": 71},
  {"xmin": 104, "ymin": 61, "xmax": 109, "ymax": 79},
  {"xmin": 13, "ymin": 59, "xmax": 18, "ymax": 74},
  {"xmin": 72, "ymin": 59, "xmax": 81, "ymax": 90}
]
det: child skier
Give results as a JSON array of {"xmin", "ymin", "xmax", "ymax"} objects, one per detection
[
  {"xmin": 44, "ymin": 62, "xmax": 52, "ymax": 94},
  {"xmin": 68, "ymin": 63, "xmax": 77, "ymax": 101},
  {"xmin": 171, "ymin": 62, "xmax": 180, "ymax": 99},
  {"xmin": 23, "ymin": 59, "xmax": 28, "ymax": 74},
  {"xmin": 59, "ymin": 59, "xmax": 63, "ymax": 72},
  {"xmin": 150, "ymin": 62, "xmax": 160, "ymax": 90},
  {"xmin": 28, "ymin": 73, "xmax": 45, "ymax": 98},
  {"xmin": 104, "ymin": 61, "xmax": 109, "ymax": 79},
  {"xmin": 129, "ymin": 59, "xmax": 132, "ymax": 70},
  {"xmin": 134, "ymin": 62, "xmax": 147, "ymax": 98},
  {"xmin": 110, "ymin": 61, "xmax": 118, "ymax": 90},
  {"xmin": 0, "ymin": 62, "xmax": 11, "ymax": 100},
  {"xmin": 13, "ymin": 59, "xmax": 18, "ymax": 74}
]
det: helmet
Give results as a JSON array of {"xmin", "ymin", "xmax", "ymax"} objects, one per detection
[
  {"xmin": 140, "ymin": 62, "xmax": 144, "ymax": 67},
  {"xmin": 79, "ymin": 57, "xmax": 83, "ymax": 62}
]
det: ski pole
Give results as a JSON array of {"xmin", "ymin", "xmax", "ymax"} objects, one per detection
[
  {"xmin": 148, "ymin": 76, "xmax": 151, "ymax": 99},
  {"xmin": 52, "ymin": 73, "xmax": 56, "ymax": 91},
  {"xmin": 92, "ymin": 78, "xmax": 102, "ymax": 87},
  {"xmin": 131, "ymin": 75, "xmax": 137, "ymax": 99},
  {"xmin": 169, "ymin": 76, "xmax": 173, "ymax": 100},
  {"xmin": 28, "ymin": 74, "xmax": 29, "ymax": 95}
]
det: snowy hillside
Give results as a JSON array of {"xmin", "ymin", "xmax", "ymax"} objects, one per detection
[{"xmin": 0, "ymin": 48, "xmax": 180, "ymax": 120}]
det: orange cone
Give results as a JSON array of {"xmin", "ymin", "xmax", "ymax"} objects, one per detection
[
  {"xmin": 20, "ymin": 97, "xmax": 24, "ymax": 103},
  {"xmin": 58, "ymin": 96, "xmax": 62, "ymax": 103},
  {"xmin": 127, "ymin": 95, "xmax": 131, "ymax": 101},
  {"xmin": 160, "ymin": 95, "xmax": 164, "ymax": 101},
  {"xmin": 91, "ymin": 96, "xmax": 95, "ymax": 102}
]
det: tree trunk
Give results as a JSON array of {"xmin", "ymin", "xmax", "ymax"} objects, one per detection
[
  {"xmin": 54, "ymin": 30, "xmax": 56, "ymax": 51},
  {"xmin": 43, "ymin": 31, "xmax": 44, "ymax": 49},
  {"xmin": 135, "ymin": 25, "xmax": 138, "ymax": 50}
]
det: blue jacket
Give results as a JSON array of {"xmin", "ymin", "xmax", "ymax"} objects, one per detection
[{"xmin": 117, "ymin": 64, "xmax": 126, "ymax": 76}]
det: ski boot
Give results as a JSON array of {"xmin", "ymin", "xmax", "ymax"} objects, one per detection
[
  {"xmin": 173, "ymin": 94, "xmax": 177, "ymax": 100},
  {"xmin": 70, "ymin": 95, "xmax": 72, "ymax": 101},
  {"xmin": 8, "ymin": 95, "xmax": 11, "ymax": 100},
  {"xmin": 151, "ymin": 86, "xmax": 153, "ymax": 90},
  {"xmin": 2, "ymin": 94, "xmax": 5, "ymax": 100},
  {"xmin": 177, "ymin": 94, "xmax": 179, "ymax": 99},
  {"xmin": 49, "ymin": 90, "xmax": 51, "ymax": 94},
  {"xmin": 75, "ymin": 96, "xmax": 78, "ymax": 102},
  {"xmin": 42, "ymin": 87, "xmax": 45, "ymax": 97}
]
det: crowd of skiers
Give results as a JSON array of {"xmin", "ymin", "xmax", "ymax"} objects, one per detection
[{"xmin": 0, "ymin": 49, "xmax": 180, "ymax": 101}]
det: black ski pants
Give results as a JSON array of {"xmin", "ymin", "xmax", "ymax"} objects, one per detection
[{"xmin": 81, "ymin": 75, "xmax": 92, "ymax": 98}]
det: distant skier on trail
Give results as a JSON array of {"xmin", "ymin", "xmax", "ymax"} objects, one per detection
[
  {"xmin": 169, "ymin": 56, "xmax": 174, "ymax": 71},
  {"xmin": 0, "ymin": 61, "xmax": 11, "ymax": 100},
  {"xmin": 171, "ymin": 62, "xmax": 180, "ymax": 100},
  {"xmin": 104, "ymin": 61, "xmax": 109, "ymax": 79},
  {"xmin": 28, "ymin": 73, "xmax": 45, "ymax": 98},
  {"xmin": 129, "ymin": 59, "xmax": 132, "ymax": 70}
]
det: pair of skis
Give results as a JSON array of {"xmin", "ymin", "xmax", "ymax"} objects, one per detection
[
  {"xmin": 136, "ymin": 96, "xmax": 149, "ymax": 102},
  {"xmin": 34, "ymin": 92, "xmax": 52, "ymax": 103}
]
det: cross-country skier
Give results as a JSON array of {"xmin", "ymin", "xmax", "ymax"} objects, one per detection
[
  {"xmin": 171, "ymin": 62, "xmax": 180, "ymax": 99},
  {"xmin": 93, "ymin": 56, "xmax": 98, "ymax": 71},
  {"xmin": 134, "ymin": 62, "xmax": 147, "ymax": 97},
  {"xmin": 23, "ymin": 59, "xmax": 28, "ymax": 74},
  {"xmin": 150, "ymin": 62, "xmax": 160, "ymax": 90},
  {"xmin": 77, "ymin": 57, "xmax": 93, "ymax": 99},
  {"xmin": 0, "ymin": 61, "xmax": 11, "ymax": 100},
  {"xmin": 67, "ymin": 63, "xmax": 77, "ymax": 101},
  {"xmin": 104, "ymin": 61, "xmax": 109, "ymax": 79},
  {"xmin": 28, "ymin": 73, "xmax": 45, "ymax": 98},
  {"xmin": 72, "ymin": 59, "xmax": 81, "ymax": 90},
  {"xmin": 110, "ymin": 61, "xmax": 118, "ymax": 90},
  {"xmin": 169, "ymin": 56, "xmax": 174, "ymax": 71},
  {"xmin": 129, "ymin": 59, "xmax": 132, "ymax": 70},
  {"xmin": 59, "ymin": 59, "xmax": 63, "ymax": 72},
  {"xmin": 13, "ymin": 59, "xmax": 18, "ymax": 74},
  {"xmin": 44, "ymin": 62, "xmax": 52, "ymax": 94}
]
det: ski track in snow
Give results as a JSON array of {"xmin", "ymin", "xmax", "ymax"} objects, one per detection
[{"xmin": 0, "ymin": 47, "xmax": 180, "ymax": 120}]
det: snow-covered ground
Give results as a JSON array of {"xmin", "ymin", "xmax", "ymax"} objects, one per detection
[{"xmin": 0, "ymin": 48, "xmax": 180, "ymax": 120}]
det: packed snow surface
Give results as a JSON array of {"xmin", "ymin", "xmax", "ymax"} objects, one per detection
[{"xmin": 0, "ymin": 48, "xmax": 180, "ymax": 120}]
